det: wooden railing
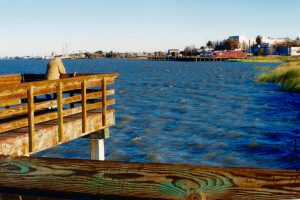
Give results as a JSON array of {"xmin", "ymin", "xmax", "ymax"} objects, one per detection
[
  {"xmin": 0, "ymin": 156, "xmax": 300, "ymax": 199},
  {"xmin": 0, "ymin": 74, "xmax": 23, "ymax": 107},
  {"xmin": 0, "ymin": 73, "xmax": 118, "ymax": 153}
]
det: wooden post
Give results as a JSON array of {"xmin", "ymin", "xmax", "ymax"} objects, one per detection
[
  {"xmin": 27, "ymin": 86, "xmax": 35, "ymax": 153},
  {"xmin": 90, "ymin": 128, "xmax": 109, "ymax": 161},
  {"xmin": 101, "ymin": 78, "xmax": 107, "ymax": 127},
  {"xmin": 81, "ymin": 80, "xmax": 87, "ymax": 133},
  {"xmin": 57, "ymin": 82, "xmax": 64, "ymax": 142},
  {"xmin": 89, "ymin": 78, "xmax": 108, "ymax": 161}
]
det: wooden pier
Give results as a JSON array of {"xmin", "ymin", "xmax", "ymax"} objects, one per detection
[
  {"xmin": 0, "ymin": 73, "xmax": 118, "ymax": 157},
  {"xmin": 1, "ymin": 73, "xmax": 300, "ymax": 199},
  {"xmin": 149, "ymin": 56, "xmax": 231, "ymax": 62}
]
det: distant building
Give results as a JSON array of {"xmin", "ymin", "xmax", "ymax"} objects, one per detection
[
  {"xmin": 228, "ymin": 35, "xmax": 255, "ymax": 51},
  {"xmin": 263, "ymin": 37, "xmax": 293, "ymax": 46},
  {"xmin": 290, "ymin": 47, "xmax": 300, "ymax": 56}
]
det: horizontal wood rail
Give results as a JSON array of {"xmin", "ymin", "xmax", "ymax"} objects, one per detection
[
  {"xmin": 0, "ymin": 73, "xmax": 116, "ymax": 100},
  {"xmin": 0, "ymin": 74, "xmax": 22, "ymax": 86},
  {"xmin": 0, "ymin": 73, "xmax": 118, "ymax": 155},
  {"xmin": 0, "ymin": 156, "xmax": 299, "ymax": 199}
]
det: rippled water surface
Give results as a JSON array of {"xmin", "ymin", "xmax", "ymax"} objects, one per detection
[{"xmin": 1, "ymin": 58, "xmax": 300, "ymax": 169}]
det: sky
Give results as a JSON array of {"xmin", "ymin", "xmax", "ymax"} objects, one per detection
[{"xmin": 0, "ymin": 0, "xmax": 299, "ymax": 57}]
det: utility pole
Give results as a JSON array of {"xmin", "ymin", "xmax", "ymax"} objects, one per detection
[{"xmin": 249, "ymin": 39, "xmax": 251, "ymax": 55}]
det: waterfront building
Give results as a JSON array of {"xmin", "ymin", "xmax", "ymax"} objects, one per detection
[{"xmin": 290, "ymin": 47, "xmax": 300, "ymax": 56}]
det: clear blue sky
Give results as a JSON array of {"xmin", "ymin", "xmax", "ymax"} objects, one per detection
[{"xmin": 0, "ymin": 0, "xmax": 299, "ymax": 57}]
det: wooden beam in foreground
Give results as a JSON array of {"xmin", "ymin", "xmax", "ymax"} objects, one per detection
[{"xmin": 0, "ymin": 156, "xmax": 300, "ymax": 200}]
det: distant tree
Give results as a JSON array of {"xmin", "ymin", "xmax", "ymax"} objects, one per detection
[
  {"xmin": 225, "ymin": 38, "xmax": 239, "ymax": 50},
  {"xmin": 256, "ymin": 35, "xmax": 262, "ymax": 46},
  {"xmin": 183, "ymin": 45, "xmax": 197, "ymax": 56},
  {"xmin": 171, "ymin": 52, "xmax": 177, "ymax": 57},
  {"xmin": 95, "ymin": 50, "xmax": 103, "ymax": 54},
  {"xmin": 106, "ymin": 51, "xmax": 118, "ymax": 58},
  {"xmin": 207, "ymin": 41, "xmax": 213, "ymax": 50},
  {"xmin": 257, "ymin": 48, "xmax": 265, "ymax": 56},
  {"xmin": 214, "ymin": 40, "xmax": 226, "ymax": 51}
]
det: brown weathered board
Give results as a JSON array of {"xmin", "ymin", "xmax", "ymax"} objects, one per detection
[
  {"xmin": 0, "ymin": 156, "xmax": 300, "ymax": 199},
  {"xmin": 0, "ymin": 109, "xmax": 115, "ymax": 156}
]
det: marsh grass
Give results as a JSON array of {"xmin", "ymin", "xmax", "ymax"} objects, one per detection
[
  {"xmin": 254, "ymin": 66, "xmax": 274, "ymax": 71},
  {"xmin": 257, "ymin": 60, "xmax": 300, "ymax": 92},
  {"xmin": 230, "ymin": 56, "xmax": 300, "ymax": 63}
]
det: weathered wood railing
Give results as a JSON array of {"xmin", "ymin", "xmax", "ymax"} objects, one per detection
[
  {"xmin": 0, "ymin": 73, "xmax": 118, "ymax": 156},
  {"xmin": 0, "ymin": 74, "xmax": 23, "ymax": 107},
  {"xmin": 0, "ymin": 156, "xmax": 300, "ymax": 200}
]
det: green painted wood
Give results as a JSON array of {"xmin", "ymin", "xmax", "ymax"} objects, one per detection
[{"xmin": 0, "ymin": 156, "xmax": 300, "ymax": 199}]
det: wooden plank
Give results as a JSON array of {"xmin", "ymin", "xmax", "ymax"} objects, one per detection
[
  {"xmin": 81, "ymin": 80, "xmax": 87, "ymax": 133},
  {"xmin": 0, "ymin": 156, "xmax": 299, "ymax": 199},
  {"xmin": 0, "ymin": 89, "xmax": 114, "ymax": 119},
  {"xmin": 27, "ymin": 86, "xmax": 35, "ymax": 153},
  {"xmin": 0, "ymin": 99, "xmax": 21, "ymax": 107},
  {"xmin": 0, "ymin": 73, "xmax": 118, "ymax": 92},
  {"xmin": 0, "ymin": 73, "xmax": 118, "ymax": 100},
  {"xmin": 0, "ymin": 74, "xmax": 22, "ymax": 82},
  {"xmin": 0, "ymin": 110, "xmax": 115, "ymax": 155},
  {"xmin": 0, "ymin": 100, "xmax": 115, "ymax": 133},
  {"xmin": 57, "ymin": 82, "xmax": 64, "ymax": 142}
]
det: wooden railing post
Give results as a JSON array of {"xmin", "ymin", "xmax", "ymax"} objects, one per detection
[
  {"xmin": 81, "ymin": 80, "xmax": 87, "ymax": 133},
  {"xmin": 90, "ymin": 78, "xmax": 108, "ymax": 161},
  {"xmin": 101, "ymin": 78, "xmax": 107, "ymax": 127},
  {"xmin": 57, "ymin": 82, "xmax": 64, "ymax": 142},
  {"xmin": 27, "ymin": 86, "xmax": 35, "ymax": 153}
]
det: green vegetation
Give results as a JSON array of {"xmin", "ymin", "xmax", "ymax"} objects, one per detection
[
  {"xmin": 257, "ymin": 57, "xmax": 300, "ymax": 92},
  {"xmin": 229, "ymin": 56, "xmax": 300, "ymax": 63},
  {"xmin": 254, "ymin": 66, "xmax": 274, "ymax": 71}
]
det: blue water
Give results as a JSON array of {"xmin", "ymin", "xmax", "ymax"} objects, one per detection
[{"xmin": 1, "ymin": 58, "xmax": 300, "ymax": 170}]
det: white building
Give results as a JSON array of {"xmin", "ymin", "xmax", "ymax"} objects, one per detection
[
  {"xmin": 228, "ymin": 35, "xmax": 256, "ymax": 50},
  {"xmin": 290, "ymin": 47, "xmax": 300, "ymax": 56},
  {"xmin": 262, "ymin": 37, "xmax": 293, "ymax": 45}
]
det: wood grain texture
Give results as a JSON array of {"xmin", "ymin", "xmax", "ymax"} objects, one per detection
[{"xmin": 0, "ymin": 156, "xmax": 299, "ymax": 200}]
